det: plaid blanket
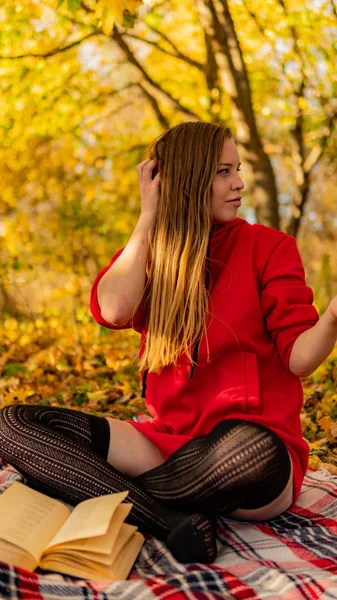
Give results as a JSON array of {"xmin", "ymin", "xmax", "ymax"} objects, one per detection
[{"xmin": 1, "ymin": 457, "xmax": 337, "ymax": 599}]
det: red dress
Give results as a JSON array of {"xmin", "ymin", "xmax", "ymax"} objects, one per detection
[{"xmin": 90, "ymin": 217, "xmax": 319, "ymax": 508}]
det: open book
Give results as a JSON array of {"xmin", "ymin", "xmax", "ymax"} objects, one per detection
[{"xmin": 0, "ymin": 482, "xmax": 144, "ymax": 582}]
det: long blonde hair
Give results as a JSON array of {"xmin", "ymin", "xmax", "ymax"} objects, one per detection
[{"xmin": 132, "ymin": 120, "xmax": 234, "ymax": 375}]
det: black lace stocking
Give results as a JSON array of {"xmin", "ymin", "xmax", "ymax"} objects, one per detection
[
  {"xmin": 135, "ymin": 418, "xmax": 291, "ymax": 514},
  {"xmin": 0, "ymin": 405, "xmax": 217, "ymax": 564}
]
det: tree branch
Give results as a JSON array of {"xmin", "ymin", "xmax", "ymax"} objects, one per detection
[
  {"xmin": 0, "ymin": 31, "xmax": 100, "ymax": 60},
  {"xmin": 111, "ymin": 24, "xmax": 201, "ymax": 119},
  {"xmin": 136, "ymin": 83, "xmax": 170, "ymax": 129},
  {"xmin": 203, "ymin": 29, "xmax": 223, "ymax": 120},
  {"xmin": 276, "ymin": 0, "xmax": 337, "ymax": 236},
  {"xmin": 241, "ymin": 0, "xmax": 267, "ymax": 37},
  {"xmin": 303, "ymin": 101, "xmax": 337, "ymax": 173},
  {"xmin": 124, "ymin": 30, "xmax": 204, "ymax": 71}
]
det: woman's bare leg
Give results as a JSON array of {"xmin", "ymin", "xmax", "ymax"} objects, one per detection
[{"xmin": 104, "ymin": 418, "xmax": 165, "ymax": 477}]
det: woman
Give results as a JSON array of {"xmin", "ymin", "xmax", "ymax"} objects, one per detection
[{"xmin": 0, "ymin": 121, "xmax": 321, "ymax": 564}]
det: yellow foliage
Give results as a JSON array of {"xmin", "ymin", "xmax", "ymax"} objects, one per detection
[
  {"xmin": 1, "ymin": 0, "xmax": 337, "ymax": 455},
  {"xmin": 18, "ymin": 335, "xmax": 31, "ymax": 347},
  {"xmin": 95, "ymin": 0, "xmax": 143, "ymax": 35},
  {"xmin": 86, "ymin": 390, "xmax": 109, "ymax": 403},
  {"xmin": 308, "ymin": 454, "xmax": 320, "ymax": 469},
  {"xmin": 298, "ymin": 97, "xmax": 308, "ymax": 110},
  {"xmin": 318, "ymin": 415, "xmax": 337, "ymax": 442}
]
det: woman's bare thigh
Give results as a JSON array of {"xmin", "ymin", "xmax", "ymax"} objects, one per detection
[
  {"xmin": 104, "ymin": 420, "xmax": 294, "ymax": 520},
  {"xmin": 104, "ymin": 417, "xmax": 165, "ymax": 477}
]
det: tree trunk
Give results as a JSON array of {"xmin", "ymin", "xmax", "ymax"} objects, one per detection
[{"xmin": 196, "ymin": 0, "xmax": 280, "ymax": 229}]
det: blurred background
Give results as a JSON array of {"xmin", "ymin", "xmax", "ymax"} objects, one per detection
[{"xmin": 1, "ymin": 0, "xmax": 337, "ymax": 467}]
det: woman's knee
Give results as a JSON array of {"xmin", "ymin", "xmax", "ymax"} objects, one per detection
[
  {"xmin": 104, "ymin": 418, "xmax": 165, "ymax": 477},
  {"xmin": 228, "ymin": 450, "xmax": 294, "ymax": 520}
]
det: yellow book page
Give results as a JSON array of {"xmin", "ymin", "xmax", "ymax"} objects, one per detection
[
  {"xmin": 102, "ymin": 531, "xmax": 145, "ymax": 581},
  {"xmin": 40, "ymin": 554, "xmax": 112, "ymax": 582},
  {"xmin": 43, "ymin": 523, "xmax": 138, "ymax": 567},
  {"xmin": 104, "ymin": 523, "xmax": 138, "ymax": 565},
  {"xmin": 0, "ymin": 483, "xmax": 70, "ymax": 564},
  {"xmin": 46, "ymin": 491, "xmax": 129, "ymax": 549},
  {"xmin": 41, "ymin": 533, "xmax": 144, "ymax": 582},
  {"xmin": 44, "ymin": 502, "xmax": 131, "ymax": 557},
  {"xmin": 0, "ymin": 539, "xmax": 37, "ymax": 572}
]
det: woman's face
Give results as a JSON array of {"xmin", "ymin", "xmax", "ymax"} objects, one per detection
[{"xmin": 210, "ymin": 138, "xmax": 245, "ymax": 224}]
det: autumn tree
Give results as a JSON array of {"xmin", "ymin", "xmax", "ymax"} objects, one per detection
[{"xmin": 0, "ymin": 0, "xmax": 336, "ymax": 318}]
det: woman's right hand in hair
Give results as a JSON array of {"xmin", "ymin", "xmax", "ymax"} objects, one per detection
[{"xmin": 136, "ymin": 158, "xmax": 160, "ymax": 217}]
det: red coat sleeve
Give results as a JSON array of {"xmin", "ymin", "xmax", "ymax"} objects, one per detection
[
  {"xmin": 90, "ymin": 247, "xmax": 146, "ymax": 334},
  {"xmin": 259, "ymin": 234, "xmax": 320, "ymax": 372}
]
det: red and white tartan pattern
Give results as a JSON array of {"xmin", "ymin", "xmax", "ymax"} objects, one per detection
[{"xmin": 1, "ymin": 456, "xmax": 337, "ymax": 599}]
